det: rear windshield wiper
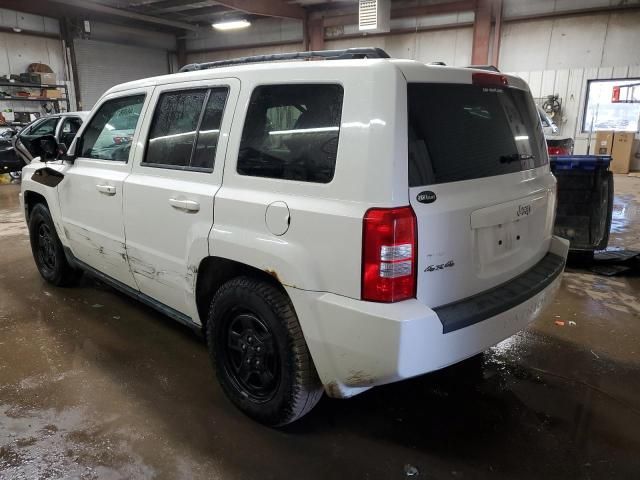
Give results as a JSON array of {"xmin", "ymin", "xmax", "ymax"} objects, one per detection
[{"xmin": 500, "ymin": 153, "xmax": 535, "ymax": 164}]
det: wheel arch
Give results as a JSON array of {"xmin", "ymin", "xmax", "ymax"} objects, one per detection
[
  {"xmin": 23, "ymin": 190, "xmax": 49, "ymax": 222},
  {"xmin": 195, "ymin": 256, "xmax": 285, "ymax": 329}
]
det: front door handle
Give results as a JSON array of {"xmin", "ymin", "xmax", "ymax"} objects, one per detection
[
  {"xmin": 96, "ymin": 184, "xmax": 116, "ymax": 195},
  {"xmin": 169, "ymin": 198, "xmax": 200, "ymax": 212}
]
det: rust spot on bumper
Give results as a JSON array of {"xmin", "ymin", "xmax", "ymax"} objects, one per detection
[
  {"xmin": 324, "ymin": 381, "xmax": 341, "ymax": 398},
  {"xmin": 346, "ymin": 370, "xmax": 374, "ymax": 387}
]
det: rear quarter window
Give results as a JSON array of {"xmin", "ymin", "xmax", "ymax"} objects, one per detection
[{"xmin": 237, "ymin": 84, "xmax": 344, "ymax": 183}]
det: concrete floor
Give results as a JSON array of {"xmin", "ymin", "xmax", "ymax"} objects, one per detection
[{"xmin": 1, "ymin": 176, "xmax": 639, "ymax": 480}]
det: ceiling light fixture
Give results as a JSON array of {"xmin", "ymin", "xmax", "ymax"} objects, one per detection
[{"xmin": 212, "ymin": 19, "xmax": 251, "ymax": 31}]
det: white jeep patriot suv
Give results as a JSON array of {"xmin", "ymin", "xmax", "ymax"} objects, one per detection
[{"xmin": 20, "ymin": 48, "xmax": 569, "ymax": 426}]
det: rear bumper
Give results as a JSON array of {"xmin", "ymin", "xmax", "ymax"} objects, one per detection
[{"xmin": 288, "ymin": 235, "xmax": 569, "ymax": 399}]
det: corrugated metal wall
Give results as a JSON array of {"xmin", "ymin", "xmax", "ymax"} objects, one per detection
[
  {"xmin": 186, "ymin": 42, "xmax": 303, "ymax": 64},
  {"xmin": 73, "ymin": 39, "xmax": 168, "ymax": 110},
  {"xmin": 501, "ymin": 9, "xmax": 640, "ymax": 156},
  {"xmin": 325, "ymin": 27, "xmax": 473, "ymax": 66},
  {"xmin": 508, "ymin": 66, "xmax": 640, "ymax": 156},
  {"xmin": 499, "ymin": 11, "xmax": 640, "ymax": 71}
]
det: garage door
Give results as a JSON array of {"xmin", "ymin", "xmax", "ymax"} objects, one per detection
[{"xmin": 74, "ymin": 39, "xmax": 168, "ymax": 109}]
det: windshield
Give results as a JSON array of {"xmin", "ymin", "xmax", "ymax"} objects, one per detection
[{"xmin": 408, "ymin": 83, "xmax": 547, "ymax": 187}]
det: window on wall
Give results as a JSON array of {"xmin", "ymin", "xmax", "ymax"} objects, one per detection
[{"xmin": 582, "ymin": 78, "xmax": 640, "ymax": 132}]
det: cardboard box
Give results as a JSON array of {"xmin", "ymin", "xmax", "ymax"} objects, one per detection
[
  {"xmin": 595, "ymin": 130, "xmax": 614, "ymax": 155},
  {"xmin": 40, "ymin": 88, "xmax": 61, "ymax": 99},
  {"xmin": 611, "ymin": 131, "xmax": 635, "ymax": 174},
  {"xmin": 34, "ymin": 72, "xmax": 56, "ymax": 85}
]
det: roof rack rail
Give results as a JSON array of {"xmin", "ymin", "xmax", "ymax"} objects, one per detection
[{"xmin": 179, "ymin": 47, "xmax": 390, "ymax": 72}]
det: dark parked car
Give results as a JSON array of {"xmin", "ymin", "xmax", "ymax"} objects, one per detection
[
  {"xmin": 13, "ymin": 112, "xmax": 89, "ymax": 168},
  {"xmin": 0, "ymin": 127, "xmax": 22, "ymax": 179}
]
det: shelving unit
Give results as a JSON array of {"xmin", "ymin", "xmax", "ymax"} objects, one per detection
[{"xmin": 0, "ymin": 81, "xmax": 71, "ymax": 126}]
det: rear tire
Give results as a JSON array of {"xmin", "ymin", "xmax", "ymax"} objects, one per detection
[
  {"xmin": 28, "ymin": 203, "xmax": 81, "ymax": 286},
  {"xmin": 206, "ymin": 276, "xmax": 323, "ymax": 426}
]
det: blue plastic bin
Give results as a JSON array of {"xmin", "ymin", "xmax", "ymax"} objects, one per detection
[{"xmin": 549, "ymin": 155, "xmax": 613, "ymax": 252}]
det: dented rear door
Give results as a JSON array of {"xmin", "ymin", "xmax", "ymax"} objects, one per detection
[{"xmin": 123, "ymin": 78, "xmax": 240, "ymax": 316}]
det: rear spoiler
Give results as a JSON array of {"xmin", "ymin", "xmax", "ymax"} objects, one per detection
[
  {"xmin": 466, "ymin": 65, "xmax": 501, "ymax": 72},
  {"xmin": 427, "ymin": 63, "xmax": 501, "ymax": 72}
]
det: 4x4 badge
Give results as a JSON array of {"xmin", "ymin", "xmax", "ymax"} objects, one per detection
[{"xmin": 416, "ymin": 191, "xmax": 437, "ymax": 204}]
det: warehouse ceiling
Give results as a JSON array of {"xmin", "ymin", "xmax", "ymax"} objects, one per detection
[
  {"xmin": 95, "ymin": 0, "xmax": 358, "ymax": 24},
  {"xmin": 0, "ymin": 0, "xmax": 472, "ymax": 33}
]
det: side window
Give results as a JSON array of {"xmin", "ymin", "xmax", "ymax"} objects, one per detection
[
  {"xmin": 62, "ymin": 117, "xmax": 82, "ymax": 134},
  {"xmin": 60, "ymin": 117, "xmax": 83, "ymax": 146},
  {"xmin": 30, "ymin": 117, "xmax": 60, "ymax": 137},
  {"xmin": 18, "ymin": 120, "xmax": 39, "ymax": 136},
  {"xmin": 191, "ymin": 88, "xmax": 228, "ymax": 169},
  {"xmin": 144, "ymin": 90, "xmax": 206, "ymax": 168},
  {"xmin": 237, "ymin": 84, "xmax": 344, "ymax": 183},
  {"xmin": 144, "ymin": 87, "xmax": 228, "ymax": 170},
  {"xmin": 80, "ymin": 95, "xmax": 145, "ymax": 161}
]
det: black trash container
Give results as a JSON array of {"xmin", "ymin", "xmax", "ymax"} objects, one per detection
[{"xmin": 550, "ymin": 155, "xmax": 614, "ymax": 252}]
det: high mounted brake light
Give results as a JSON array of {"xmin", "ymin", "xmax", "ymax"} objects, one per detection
[
  {"xmin": 472, "ymin": 72, "xmax": 508, "ymax": 87},
  {"xmin": 362, "ymin": 206, "xmax": 417, "ymax": 302}
]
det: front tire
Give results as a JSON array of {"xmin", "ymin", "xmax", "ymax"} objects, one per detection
[
  {"xmin": 28, "ymin": 203, "xmax": 81, "ymax": 286},
  {"xmin": 206, "ymin": 276, "xmax": 322, "ymax": 426}
]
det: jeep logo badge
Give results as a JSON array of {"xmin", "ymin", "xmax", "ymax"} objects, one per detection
[
  {"xmin": 416, "ymin": 191, "xmax": 437, "ymax": 204},
  {"xmin": 517, "ymin": 204, "xmax": 531, "ymax": 217}
]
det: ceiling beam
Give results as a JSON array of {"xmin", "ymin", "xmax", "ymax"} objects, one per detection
[
  {"xmin": 135, "ymin": 0, "xmax": 223, "ymax": 14},
  {"xmin": 128, "ymin": 0, "xmax": 179, "ymax": 6},
  {"xmin": 165, "ymin": 5, "xmax": 230, "ymax": 18},
  {"xmin": 471, "ymin": 0, "xmax": 491, "ymax": 65},
  {"xmin": 131, "ymin": 0, "xmax": 211, "ymax": 9},
  {"xmin": 213, "ymin": 0, "xmax": 306, "ymax": 19},
  {"xmin": 47, "ymin": 0, "xmax": 200, "ymax": 31}
]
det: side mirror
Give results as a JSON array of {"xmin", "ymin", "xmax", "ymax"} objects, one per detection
[{"xmin": 33, "ymin": 135, "xmax": 59, "ymax": 161}]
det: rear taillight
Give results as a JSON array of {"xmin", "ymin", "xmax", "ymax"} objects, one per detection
[
  {"xmin": 362, "ymin": 206, "xmax": 417, "ymax": 303},
  {"xmin": 547, "ymin": 145, "xmax": 571, "ymax": 156},
  {"xmin": 472, "ymin": 72, "xmax": 508, "ymax": 87}
]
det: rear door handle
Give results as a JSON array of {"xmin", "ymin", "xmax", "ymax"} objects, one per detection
[
  {"xmin": 169, "ymin": 198, "xmax": 200, "ymax": 212},
  {"xmin": 96, "ymin": 184, "xmax": 116, "ymax": 195}
]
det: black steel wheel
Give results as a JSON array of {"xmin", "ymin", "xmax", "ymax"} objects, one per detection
[
  {"xmin": 207, "ymin": 276, "xmax": 323, "ymax": 426},
  {"xmin": 28, "ymin": 203, "xmax": 81, "ymax": 286},
  {"xmin": 36, "ymin": 223, "xmax": 57, "ymax": 272},
  {"xmin": 221, "ymin": 310, "xmax": 280, "ymax": 403}
]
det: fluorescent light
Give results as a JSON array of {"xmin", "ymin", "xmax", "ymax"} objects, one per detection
[
  {"xmin": 212, "ymin": 19, "xmax": 251, "ymax": 31},
  {"xmin": 514, "ymin": 135, "xmax": 529, "ymax": 141}
]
